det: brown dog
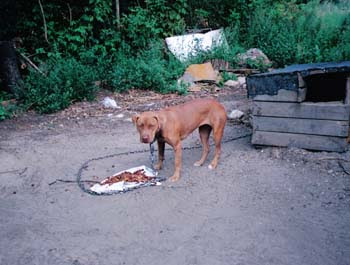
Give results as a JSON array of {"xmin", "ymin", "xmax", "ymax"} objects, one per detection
[{"xmin": 132, "ymin": 98, "xmax": 227, "ymax": 182}]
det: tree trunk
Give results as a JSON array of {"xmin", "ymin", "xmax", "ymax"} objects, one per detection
[
  {"xmin": 0, "ymin": 41, "xmax": 22, "ymax": 96},
  {"xmin": 116, "ymin": 0, "xmax": 120, "ymax": 26},
  {"xmin": 0, "ymin": 0, "xmax": 22, "ymax": 96}
]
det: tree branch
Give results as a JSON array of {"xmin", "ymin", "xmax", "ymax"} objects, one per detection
[
  {"xmin": 38, "ymin": 0, "xmax": 49, "ymax": 43},
  {"xmin": 20, "ymin": 53, "xmax": 45, "ymax": 75},
  {"xmin": 116, "ymin": 0, "xmax": 120, "ymax": 28},
  {"xmin": 67, "ymin": 3, "xmax": 72, "ymax": 24}
]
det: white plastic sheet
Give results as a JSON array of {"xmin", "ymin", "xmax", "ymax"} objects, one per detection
[
  {"xmin": 165, "ymin": 29, "xmax": 228, "ymax": 62},
  {"xmin": 90, "ymin": 165, "xmax": 161, "ymax": 194}
]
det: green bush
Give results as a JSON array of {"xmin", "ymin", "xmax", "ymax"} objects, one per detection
[
  {"xmin": 294, "ymin": 0, "xmax": 350, "ymax": 63},
  {"xmin": 0, "ymin": 104, "xmax": 17, "ymax": 121},
  {"xmin": 109, "ymin": 42, "xmax": 186, "ymax": 93},
  {"xmin": 0, "ymin": 91, "xmax": 17, "ymax": 121},
  {"xmin": 23, "ymin": 58, "xmax": 97, "ymax": 114},
  {"xmin": 245, "ymin": 2, "xmax": 298, "ymax": 67},
  {"xmin": 0, "ymin": 105, "xmax": 10, "ymax": 121},
  {"xmin": 12, "ymin": 0, "xmax": 350, "ymax": 117},
  {"xmin": 121, "ymin": 0, "xmax": 187, "ymax": 49},
  {"xmin": 244, "ymin": 0, "xmax": 350, "ymax": 67}
]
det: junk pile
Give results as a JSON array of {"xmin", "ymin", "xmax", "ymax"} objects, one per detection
[{"xmin": 165, "ymin": 29, "xmax": 270, "ymax": 93}]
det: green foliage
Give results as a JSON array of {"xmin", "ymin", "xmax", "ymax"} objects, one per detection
[
  {"xmin": 12, "ymin": 0, "xmax": 350, "ymax": 116},
  {"xmin": 245, "ymin": 57, "xmax": 272, "ymax": 72},
  {"xmin": 17, "ymin": 0, "xmax": 120, "ymax": 61},
  {"xmin": 218, "ymin": 71, "xmax": 238, "ymax": 88},
  {"xmin": 0, "ymin": 105, "xmax": 12, "ymax": 121},
  {"xmin": 23, "ymin": 58, "xmax": 98, "ymax": 114},
  {"xmin": 222, "ymin": 71, "xmax": 237, "ymax": 82},
  {"xmin": 245, "ymin": 0, "xmax": 350, "ymax": 67},
  {"xmin": 121, "ymin": 0, "xmax": 187, "ymax": 49},
  {"xmin": 294, "ymin": 0, "xmax": 350, "ymax": 63},
  {"xmin": 121, "ymin": 7, "xmax": 160, "ymax": 48},
  {"xmin": 175, "ymin": 81, "xmax": 189, "ymax": 95},
  {"xmin": 0, "ymin": 91, "xmax": 16, "ymax": 121},
  {"xmin": 245, "ymin": 2, "xmax": 298, "ymax": 66},
  {"xmin": 109, "ymin": 42, "xmax": 186, "ymax": 93}
]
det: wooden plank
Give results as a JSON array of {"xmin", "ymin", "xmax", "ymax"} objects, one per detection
[
  {"xmin": 253, "ymin": 101, "xmax": 350, "ymax": 121},
  {"xmin": 253, "ymin": 89, "xmax": 298, "ymax": 102},
  {"xmin": 297, "ymin": 73, "xmax": 306, "ymax": 88},
  {"xmin": 345, "ymin": 76, "xmax": 350, "ymax": 105},
  {"xmin": 297, "ymin": 88, "xmax": 307, "ymax": 102},
  {"xmin": 252, "ymin": 131, "xmax": 348, "ymax": 152},
  {"xmin": 253, "ymin": 116, "xmax": 349, "ymax": 137}
]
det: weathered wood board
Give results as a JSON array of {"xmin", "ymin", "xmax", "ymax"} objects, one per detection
[
  {"xmin": 252, "ymin": 89, "xmax": 308, "ymax": 102},
  {"xmin": 252, "ymin": 131, "xmax": 348, "ymax": 152},
  {"xmin": 253, "ymin": 101, "xmax": 350, "ymax": 121},
  {"xmin": 252, "ymin": 89, "xmax": 299, "ymax": 102},
  {"xmin": 253, "ymin": 116, "xmax": 349, "ymax": 137},
  {"xmin": 345, "ymin": 76, "xmax": 350, "ymax": 104}
]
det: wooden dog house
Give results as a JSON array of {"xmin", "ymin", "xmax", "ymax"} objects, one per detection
[{"xmin": 247, "ymin": 61, "xmax": 350, "ymax": 152}]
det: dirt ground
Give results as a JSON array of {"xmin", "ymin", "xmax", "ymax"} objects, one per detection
[{"xmin": 1, "ymin": 86, "xmax": 350, "ymax": 265}]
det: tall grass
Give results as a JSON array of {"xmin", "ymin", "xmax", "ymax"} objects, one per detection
[{"xmin": 244, "ymin": 0, "xmax": 350, "ymax": 67}]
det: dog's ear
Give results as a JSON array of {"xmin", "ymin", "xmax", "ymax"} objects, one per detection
[
  {"xmin": 132, "ymin": 114, "xmax": 140, "ymax": 125},
  {"xmin": 153, "ymin": 114, "xmax": 162, "ymax": 131}
]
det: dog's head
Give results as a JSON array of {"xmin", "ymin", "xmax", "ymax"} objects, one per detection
[{"xmin": 132, "ymin": 112, "xmax": 160, "ymax": 144}]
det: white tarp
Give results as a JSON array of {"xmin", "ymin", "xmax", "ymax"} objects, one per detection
[
  {"xmin": 165, "ymin": 29, "xmax": 228, "ymax": 62},
  {"xmin": 90, "ymin": 165, "xmax": 161, "ymax": 194}
]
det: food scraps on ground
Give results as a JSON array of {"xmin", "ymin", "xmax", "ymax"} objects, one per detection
[{"xmin": 101, "ymin": 169, "xmax": 154, "ymax": 185}]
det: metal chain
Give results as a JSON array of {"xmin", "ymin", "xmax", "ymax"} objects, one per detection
[
  {"xmin": 76, "ymin": 133, "xmax": 252, "ymax": 196},
  {"xmin": 149, "ymin": 143, "xmax": 156, "ymax": 170}
]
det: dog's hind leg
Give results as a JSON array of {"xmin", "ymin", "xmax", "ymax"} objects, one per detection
[
  {"xmin": 208, "ymin": 124, "xmax": 225, "ymax": 170},
  {"xmin": 155, "ymin": 140, "xmax": 165, "ymax": 170},
  {"xmin": 194, "ymin": 125, "xmax": 212, "ymax": 167}
]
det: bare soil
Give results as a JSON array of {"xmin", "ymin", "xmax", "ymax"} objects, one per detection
[{"xmin": 1, "ymin": 86, "xmax": 349, "ymax": 265}]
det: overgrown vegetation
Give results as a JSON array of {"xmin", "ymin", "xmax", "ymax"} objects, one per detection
[
  {"xmin": 1, "ymin": 0, "xmax": 349, "ymax": 117},
  {"xmin": 246, "ymin": 0, "xmax": 350, "ymax": 66},
  {"xmin": 23, "ymin": 58, "xmax": 98, "ymax": 113},
  {"xmin": 0, "ymin": 91, "xmax": 17, "ymax": 120},
  {"xmin": 107, "ymin": 42, "xmax": 186, "ymax": 93}
]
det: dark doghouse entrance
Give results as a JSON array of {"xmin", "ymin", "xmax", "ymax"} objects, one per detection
[{"xmin": 304, "ymin": 73, "xmax": 348, "ymax": 102}]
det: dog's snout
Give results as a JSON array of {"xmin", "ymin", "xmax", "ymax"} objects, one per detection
[{"xmin": 141, "ymin": 135, "xmax": 150, "ymax": 143}]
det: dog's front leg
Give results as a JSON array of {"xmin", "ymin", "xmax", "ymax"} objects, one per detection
[
  {"xmin": 169, "ymin": 142, "xmax": 182, "ymax": 182},
  {"xmin": 155, "ymin": 140, "xmax": 165, "ymax": 170}
]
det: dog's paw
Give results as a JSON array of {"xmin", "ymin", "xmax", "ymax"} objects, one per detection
[
  {"xmin": 193, "ymin": 161, "xmax": 202, "ymax": 167},
  {"xmin": 154, "ymin": 163, "xmax": 162, "ymax": 170},
  {"xmin": 169, "ymin": 175, "xmax": 180, "ymax": 182},
  {"xmin": 208, "ymin": 164, "xmax": 215, "ymax": 170}
]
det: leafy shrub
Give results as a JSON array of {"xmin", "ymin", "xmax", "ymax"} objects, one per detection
[
  {"xmin": 0, "ymin": 91, "xmax": 17, "ymax": 120},
  {"xmin": 121, "ymin": 0, "xmax": 187, "ymax": 49},
  {"xmin": 218, "ymin": 71, "xmax": 238, "ymax": 88},
  {"xmin": 109, "ymin": 42, "xmax": 186, "ymax": 93},
  {"xmin": 23, "ymin": 58, "xmax": 97, "ymax": 114},
  {"xmin": 245, "ymin": 0, "xmax": 350, "ymax": 67},
  {"xmin": 0, "ymin": 105, "xmax": 10, "ymax": 121},
  {"xmin": 294, "ymin": 0, "xmax": 350, "ymax": 63},
  {"xmin": 245, "ymin": 2, "xmax": 298, "ymax": 67},
  {"xmin": 0, "ymin": 104, "xmax": 17, "ymax": 121},
  {"xmin": 222, "ymin": 71, "xmax": 237, "ymax": 82}
]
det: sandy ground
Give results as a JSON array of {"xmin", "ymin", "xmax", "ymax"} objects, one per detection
[{"xmin": 1, "ymin": 88, "xmax": 350, "ymax": 265}]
